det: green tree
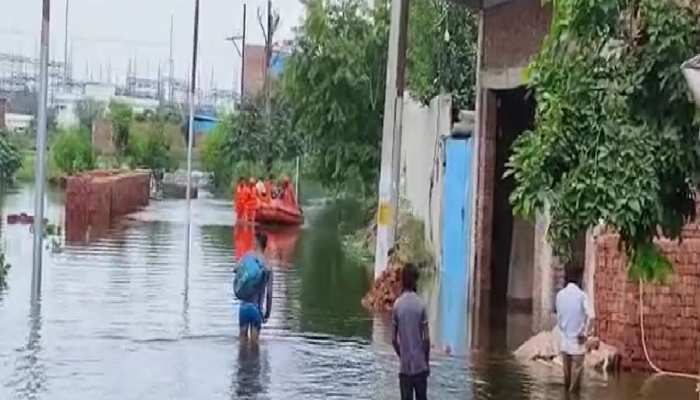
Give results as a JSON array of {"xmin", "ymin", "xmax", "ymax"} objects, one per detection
[
  {"xmin": 52, "ymin": 128, "xmax": 96, "ymax": 176},
  {"xmin": 282, "ymin": 0, "xmax": 389, "ymax": 194},
  {"xmin": 506, "ymin": 0, "xmax": 700, "ymax": 281},
  {"xmin": 110, "ymin": 101, "xmax": 133, "ymax": 157},
  {"xmin": 407, "ymin": 0, "xmax": 477, "ymax": 110},
  {"xmin": 0, "ymin": 131, "xmax": 22, "ymax": 183},
  {"xmin": 128, "ymin": 121, "xmax": 178, "ymax": 175}
]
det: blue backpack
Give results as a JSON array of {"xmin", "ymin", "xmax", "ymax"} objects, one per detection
[{"xmin": 234, "ymin": 252, "xmax": 265, "ymax": 301}]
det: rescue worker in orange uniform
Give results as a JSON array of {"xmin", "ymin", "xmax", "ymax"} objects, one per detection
[
  {"xmin": 243, "ymin": 177, "xmax": 258, "ymax": 222},
  {"xmin": 280, "ymin": 176, "xmax": 298, "ymax": 209},
  {"xmin": 234, "ymin": 178, "xmax": 246, "ymax": 221}
]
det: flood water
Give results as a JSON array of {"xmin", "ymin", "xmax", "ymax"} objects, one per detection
[{"xmin": 0, "ymin": 184, "xmax": 696, "ymax": 399}]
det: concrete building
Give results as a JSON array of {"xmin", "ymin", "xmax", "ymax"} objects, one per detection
[
  {"xmin": 242, "ymin": 45, "xmax": 267, "ymax": 99},
  {"xmin": 5, "ymin": 113, "xmax": 34, "ymax": 134},
  {"xmin": 457, "ymin": 0, "xmax": 700, "ymax": 373}
]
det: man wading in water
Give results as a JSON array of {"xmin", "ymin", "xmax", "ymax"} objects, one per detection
[
  {"xmin": 235, "ymin": 232, "xmax": 273, "ymax": 343},
  {"xmin": 392, "ymin": 263, "xmax": 431, "ymax": 400},
  {"xmin": 555, "ymin": 264, "xmax": 593, "ymax": 392}
]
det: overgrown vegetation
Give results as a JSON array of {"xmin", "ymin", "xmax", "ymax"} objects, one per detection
[
  {"xmin": 109, "ymin": 101, "xmax": 133, "ymax": 157},
  {"xmin": 201, "ymin": 95, "xmax": 302, "ymax": 192},
  {"xmin": 283, "ymin": 0, "xmax": 389, "ymax": 195},
  {"xmin": 407, "ymin": 0, "xmax": 478, "ymax": 110},
  {"xmin": 0, "ymin": 131, "xmax": 22, "ymax": 183},
  {"xmin": 507, "ymin": 0, "xmax": 700, "ymax": 282},
  {"xmin": 0, "ymin": 252, "xmax": 9, "ymax": 289},
  {"xmin": 52, "ymin": 128, "xmax": 96, "ymax": 175},
  {"xmin": 128, "ymin": 121, "xmax": 179, "ymax": 174}
]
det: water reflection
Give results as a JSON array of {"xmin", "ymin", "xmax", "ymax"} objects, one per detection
[
  {"xmin": 232, "ymin": 341, "xmax": 271, "ymax": 399},
  {"xmin": 0, "ymin": 185, "xmax": 698, "ymax": 400}
]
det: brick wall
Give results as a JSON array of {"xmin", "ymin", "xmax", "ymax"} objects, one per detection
[
  {"xmin": 596, "ymin": 230, "xmax": 700, "ymax": 373},
  {"xmin": 243, "ymin": 45, "xmax": 266, "ymax": 99},
  {"xmin": 65, "ymin": 171, "xmax": 150, "ymax": 242},
  {"xmin": 482, "ymin": 0, "xmax": 551, "ymax": 71}
]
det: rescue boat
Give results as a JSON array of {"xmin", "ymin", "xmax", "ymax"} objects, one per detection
[{"xmin": 255, "ymin": 199, "xmax": 304, "ymax": 225}]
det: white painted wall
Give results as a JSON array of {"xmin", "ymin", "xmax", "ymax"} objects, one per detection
[
  {"xmin": 400, "ymin": 94, "xmax": 452, "ymax": 270},
  {"xmin": 5, "ymin": 113, "xmax": 33, "ymax": 133}
]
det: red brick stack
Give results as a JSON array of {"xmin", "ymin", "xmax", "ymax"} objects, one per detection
[
  {"xmin": 65, "ymin": 170, "xmax": 150, "ymax": 242},
  {"xmin": 595, "ymin": 226, "xmax": 700, "ymax": 373},
  {"xmin": 362, "ymin": 263, "xmax": 403, "ymax": 313}
]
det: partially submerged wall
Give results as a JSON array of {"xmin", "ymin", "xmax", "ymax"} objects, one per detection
[
  {"xmin": 596, "ymin": 230, "xmax": 700, "ymax": 373},
  {"xmin": 65, "ymin": 170, "xmax": 150, "ymax": 242},
  {"xmin": 400, "ymin": 94, "xmax": 452, "ymax": 269}
]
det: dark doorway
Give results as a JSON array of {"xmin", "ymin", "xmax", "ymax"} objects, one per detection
[{"xmin": 487, "ymin": 87, "xmax": 536, "ymax": 348}]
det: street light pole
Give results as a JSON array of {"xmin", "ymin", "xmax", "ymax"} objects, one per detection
[
  {"xmin": 185, "ymin": 0, "xmax": 200, "ymax": 263},
  {"xmin": 64, "ymin": 0, "xmax": 70, "ymax": 87},
  {"xmin": 32, "ymin": 0, "xmax": 51, "ymax": 298}
]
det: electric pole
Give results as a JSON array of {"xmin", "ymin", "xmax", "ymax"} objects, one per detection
[
  {"xmin": 33, "ymin": 0, "xmax": 51, "ymax": 298},
  {"xmin": 226, "ymin": 4, "xmax": 247, "ymax": 103},
  {"xmin": 265, "ymin": 0, "xmax": 272, "ymax": 118},
  {"xmin": 64, "ymin": 0, "xmax": 69, "ymax": 87},
  {"xmin": 169, "ymin": 14, "xmax": 175, "ymax": 104},
  {"xmin": 373, "ymin": 0, "xmax": 409, "ymax": 280},
  {"xmin": 185, "ymin": 0, "xmax": 201, "ymax": 264}
]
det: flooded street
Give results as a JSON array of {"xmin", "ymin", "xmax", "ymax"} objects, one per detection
[{"xmin": 0, "ymin": 184, "xmax": 696, "ymax": 399}]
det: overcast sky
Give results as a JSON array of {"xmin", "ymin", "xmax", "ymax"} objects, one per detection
[{"xmin": 0, "ymin": 0, "xmax": 305, "ymax": 91}]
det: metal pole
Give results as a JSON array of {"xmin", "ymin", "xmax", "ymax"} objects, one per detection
[
  {"xmin": 32, "ymin": 0, "xmax": 51, "ymax": 297},
  {"xmin": 264, "ymin": 0, "xmax": 272, "ymax": 118},
  {"xmin": 64, "ymin": 0, "xmax": 69, "ymax": 86},
  {"xmin": 185, "ymin": 0, "xmax": 200, "ymax": 263},
  {"xmin": 240, "ymin": 3, "xmax": 247, "ymax": 102},
  {"xmin": 373, "ymin": 0, "xmax": 409, "ymax": 279},
  {"xmin": 169, "ymin": 14, "xmax": 175, "ymax": 104}
]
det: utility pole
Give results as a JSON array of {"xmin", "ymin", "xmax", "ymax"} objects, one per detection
[
  {"xmin": 263, "ymin": 0, "xmax": 273, "ymax": 118},
  {"xmin": 185, "ymin": 0, "xmax": 201, "ymax": 263},
  {"xmin": 241, "ymin": 4, "xmax": 247, "ymax": 101},
  {"xmin": 373, "ymin": 0, "xmax": 409, "ymax": 280},
  {"xmin": 225, "ymin": 4, "xmax": 247, "ymax": 104},
  {"xmin": 64, "ymin": 0, "xmax": 69, "ymax": 87},
  {"xmin": 169, "ymin": 14, "xmax": 175, "ymax": 104},
  {"xmin": 32, "ymin": 0, "xmax": 51, "ymax": 298}
]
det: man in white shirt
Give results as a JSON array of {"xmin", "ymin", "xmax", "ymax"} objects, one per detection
[{"xmin": 555, "ymin": 265, "xmax": 593, "ymax": 392}]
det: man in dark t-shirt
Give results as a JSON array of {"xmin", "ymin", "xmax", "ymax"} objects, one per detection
[{"xmin": 392, "ymin": 263, "xmax": 430, "ymax": 400}]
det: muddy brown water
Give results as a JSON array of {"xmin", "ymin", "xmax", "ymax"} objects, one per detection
[{"xmin": 0, "ymin": 184, "xmax": 696, "ymax": 399}]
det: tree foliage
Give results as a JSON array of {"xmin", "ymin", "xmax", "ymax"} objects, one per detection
[
  {"xmin": 283, "ymin": 0, "xmax": 389, "ymax": 194},
  {"xmin": 507, "ymin": 0, "xmax": 700, "ymax": 281},
  {"xmin": 128, "ymin": 121, "xmax": 178, "ymax": 174},
  {"xmin": 52, "ymin": 128, "xmax": 96, "ymax": 176},
  {"xmin": 110, "ymin": 101, "xmax": 133, "ymax": 156},
  {"xmin": 201, "ymin": 95, "xmax": 303, "ymax": 191},
  {"xmin": 0, "ymin": 131, "xmax": 22, "ymax": 182},
  {"xmin": 407, "ymin": 0, "xmax": 478, "ymax": 110}
]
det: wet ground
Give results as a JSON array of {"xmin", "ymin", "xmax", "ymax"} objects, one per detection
[{"xmin": 0, "ymin": 184, "xmax": 697, "ymax": 399}]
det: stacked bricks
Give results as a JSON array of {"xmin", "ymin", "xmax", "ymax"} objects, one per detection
[
  {"xmin": 65, "ymin": 170, "xmax": 150, "ymax": 242},
  {"xmin": 362, "ymin": 262, "xmax": 403, "ymax": 313},
  {"xmin": 595, "ymin": 224, "xmax": 700, "ymax": 373}
]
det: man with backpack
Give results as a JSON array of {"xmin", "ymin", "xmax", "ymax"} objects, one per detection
[{"xmin": 234, "ymin": 232, "xmax": 273, "ymax": 342}]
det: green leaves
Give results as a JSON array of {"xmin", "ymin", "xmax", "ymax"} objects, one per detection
[
  {"xmin": 282, "ymin": 0, "xmax": 388, "ymax": 194},
  {"xmin": 407, "ymin": 0, "xmax": 477, "ymax": 110},
  {"xmin": 51, "ymin": 128, "xmax": 96, "ymax": 176},
  {"xmin": 0, "ymin": 132, "xmax": 22, "ymax": 182},
  {"xmin": 508, "ymin": 0, "xmax": 700, "ymax": 274}
]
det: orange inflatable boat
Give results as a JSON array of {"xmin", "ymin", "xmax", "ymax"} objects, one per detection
[{"xmin": 256, "ymin": 199, "xmax": 304, "ymax": 225}]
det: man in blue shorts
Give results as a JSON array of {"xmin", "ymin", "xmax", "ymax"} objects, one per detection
[{"xmin": 238, "ymin": 232, "xmax": 273, "ymax": 343}]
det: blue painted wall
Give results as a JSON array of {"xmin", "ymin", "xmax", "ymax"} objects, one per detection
[{"xmin": 439, "ymin": 136, "xmax": 474, "ymax": 354}]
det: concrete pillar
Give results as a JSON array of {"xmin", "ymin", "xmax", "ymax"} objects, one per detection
[{"xmin": 507, "ymin": 217, "xmax": 534, "ymax": 307}]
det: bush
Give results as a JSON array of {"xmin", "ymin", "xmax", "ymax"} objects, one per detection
[
  {"xmin": 128, "ymin": 122, "xmax": 178, "ymax": 174},
  {"xmin": 200, "ymin": 125, "xmax": 232, "ymax": 190},
  {"xmin": 51, "ymin": 128, "xmax": 96, "ymax": 175},
  {"xmin": 0, "ymin": 132, "xmax": 23, "ymax": 182}
]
